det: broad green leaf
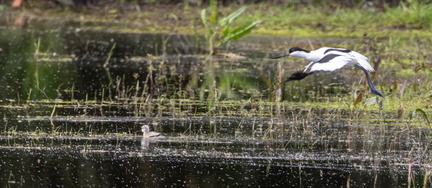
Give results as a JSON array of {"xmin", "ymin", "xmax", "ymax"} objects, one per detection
[
  {"xmin": 219, "ymin": 6, "xmax": 247, "ymax": 26},
  {"xmin": 201, "ymin": 9, "xmax": 213, "ymax": 36},
  {"xmin": 216, "ymin": 24, "xmax": 253, "ymax": 46},
  {"xmin": 221, "ymin": 26, "xmax": 230, "ymax": 36},
  {"xmin": 216, "ymin": 20, "xmax": 261, "ymax": 47},
  {"xmin": 227, "ymin": 20, "xmax": 261, "ymax": 40}
]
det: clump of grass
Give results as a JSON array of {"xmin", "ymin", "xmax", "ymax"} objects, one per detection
[
  {"xmin": 241, "ymin": 2, "xmax": 432, "ymax": 38},
  {"xmin": 385, "ymin": 0, "xmax": 432, "ymax": 28}
]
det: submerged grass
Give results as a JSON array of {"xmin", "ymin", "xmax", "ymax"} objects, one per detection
[{"xmin": 2, "ymin": 95, "xmax": 429, "ymax": 128}]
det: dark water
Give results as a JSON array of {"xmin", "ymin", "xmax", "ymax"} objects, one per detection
[
  {"xmin": 1, "ymin": 118, "xmax": 430, "ymax": 188},
  {"xmin": 0, "ymin": 14, "xmax": 431, "ymax": 187},
  {"xmin": 2, "ymin": 106, "xmax": 430, "ymax": 187},
  {"xmin": 0, "ymin": 15, "xmax": 362, "ymax": 102},
  {"xmin": 0, "ymin": 146, "xmax": 415, "ymax": 187}
]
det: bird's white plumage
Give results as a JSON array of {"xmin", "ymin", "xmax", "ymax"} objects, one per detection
[
  {"xmin": 289, "ymin": 47, "xmax": 375, "ymax": 73},
  {"xmin": 308, "ymin": 56, "xmax": 354, "ymax": 72}
]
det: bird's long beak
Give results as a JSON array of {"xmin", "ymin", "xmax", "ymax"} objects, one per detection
[{"xmin": 270, "ymin": 53, "xmax": 290, "ymax": 59}]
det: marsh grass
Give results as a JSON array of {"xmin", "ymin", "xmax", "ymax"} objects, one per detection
[
  {"xmin": 385, "ymin": 0, "xmax": 432, "ymax": 28},
  {"xmin": 236, "ymin": 2, "xmax": 432, "ymax": 38}
]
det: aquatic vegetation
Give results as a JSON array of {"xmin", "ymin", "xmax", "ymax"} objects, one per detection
[{"xmin": 200, "ymin": 0, "xmax": 261, "ymax": 55}]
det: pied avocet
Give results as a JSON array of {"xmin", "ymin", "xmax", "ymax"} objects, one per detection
[{"xmin": 271, "ymin": 47, "xmax": 384, "ymax": 97}]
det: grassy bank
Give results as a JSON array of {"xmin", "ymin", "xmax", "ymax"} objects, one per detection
[
  {"xmin": 6, "ymin": 2, "xmax": 431, "ymax": 38},
  {"xmin": 245, "ymin": 3, "xmax": 432, "ymax": 38}
]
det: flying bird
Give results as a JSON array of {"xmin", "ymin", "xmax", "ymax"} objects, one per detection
[{"xmin": 271, "ymin": 47, "xmax": 384, "ymax": 97}]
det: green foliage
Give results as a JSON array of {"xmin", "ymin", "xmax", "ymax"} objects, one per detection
[
  {"xmin": 201, "ymin": 1, "xmax": 261, "ymax": 54},
  {"xmin": 385, "ymin": 0, "xmax": 432, "ymax": 27},
  {"xmin": 239, "ymin": 3, "xmax": 432, "ymax": 38}
]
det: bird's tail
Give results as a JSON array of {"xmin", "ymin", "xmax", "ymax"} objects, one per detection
[{"xmin": 350, "ymin": 51, "xmax": 375, "ymax": 72}]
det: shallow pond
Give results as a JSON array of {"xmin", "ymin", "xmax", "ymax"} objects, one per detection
[{"xmin": 0, "ymin": 14, "xmax": 431, "ymax": 187}]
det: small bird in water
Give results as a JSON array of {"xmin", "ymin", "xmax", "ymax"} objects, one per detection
[
  {"xmin": 271, "ymin": 47, "xmax": 384, "ymax": 97},
  {"xmin": 141, "ymin": 125, "xmax": 161, "ymax": 138}
]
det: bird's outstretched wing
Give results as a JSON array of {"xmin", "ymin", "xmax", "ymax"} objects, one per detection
[{"xmin": 309, "ymin": 55, "xmax": 353, "ymax": 72}]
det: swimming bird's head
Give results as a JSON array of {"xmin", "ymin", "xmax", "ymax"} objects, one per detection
[{"xmin": 141, "ymin": 125, "xmax": 150, "ymax": 134}]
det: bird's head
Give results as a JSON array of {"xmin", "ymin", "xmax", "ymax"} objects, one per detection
[
  {"xmin": 287, "ymin": 47, "xmax": 310, "ymax": 58},
  {"xmin": 271, "ymin": 47, "xmax": 310, "ymax": 59},
  {"xmin": 141, "ymin": 125, "xmax": 150, "ymax": 134}
]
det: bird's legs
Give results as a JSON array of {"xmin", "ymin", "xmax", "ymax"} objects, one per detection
[
  {"xmin": 303, "ymin": 62, "xmax": 315, "ymax": 73},
  {"xmin": 354, "ymin": 65, "xmax": 384, "ymax": 97}
]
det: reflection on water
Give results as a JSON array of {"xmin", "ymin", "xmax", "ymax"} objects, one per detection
[
  {"xmin": 0, "ymin": 117, "xmax": 429, "ymax": 187},
  {"xmin": 0, "ymin": 107, "xmax": 429, "ymax": 187},
  {"xmin": 0, "ymin": 16, "xmax": 431, "ymax": 187},
  {"xmin": 0, "ymin": 16, "xmax": 359, "ymax": 102}
]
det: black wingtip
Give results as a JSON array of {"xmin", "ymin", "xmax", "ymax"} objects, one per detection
[{"xmin": 284, "ymin": 71, "xmax": 312, "ymax": 82}]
